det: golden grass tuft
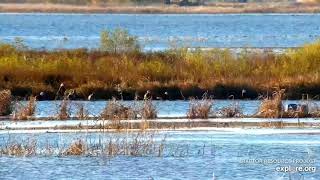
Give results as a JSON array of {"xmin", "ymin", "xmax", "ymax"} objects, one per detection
[
  {"xmin": 187, "ymin": 95, "xmax": 213, "ymax": 119},
  {"xmin": 13, "ymin": 96, "xmax": 37, "ymax": 120},
  {"xmin": 0, "ymin": 90, "xmax": 12, "ymax": 116},
  {"xmin": 257, "ymin": 90, "xmax": 284, "ymax": 118},
  {"xmin": 0, "ymin": 140, "xmax": 37, "ymax": 157},
  {"xmin": 64, "ymin": 140, "xmax": 86, "ymax": 156}
]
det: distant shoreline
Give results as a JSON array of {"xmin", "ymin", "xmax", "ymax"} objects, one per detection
[{"xmin": 1, "ymin": 3, "xmax": 320, "ymax": 14}]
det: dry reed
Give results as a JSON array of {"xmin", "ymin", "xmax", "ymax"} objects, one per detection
[
  {"xmin": 13, "ymin": 96, "xmax": 37, "ymax": 120},
  {"xmin": 140, "ymin": 99, "xmax": 157, "ymax": 119},
  {"xmin": 187, "ymin": 95, "xmax": 213, "ymax": 119},
  {"xmin": 257, "ymin": 90, "xmax": 284, "ymax": 118},
  {"xmin": 75, "ymin": 103, "xmax": 89, "ymax": 120},
  {"xmin": 0, "ymin": 90, "xmax": 12, "ymax": 116},
  {"xmin": 0, "ymin": 132, "xmax": 166, "ymax": 157},
  {"xmin": 57, "ymin": 99, "xmax": 70, "ymax": 120},
  {"xmin": 101, "ymin": 98, "xmax": 137, "ymax": 120}
]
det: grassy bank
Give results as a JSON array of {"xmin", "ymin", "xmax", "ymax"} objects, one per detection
[
  {"xmin": 1, "ymin": 3, "xmax": 320, "ymax": 14},
  {"xmin": 1, "ymin": 38, "xmax": 320, "ymax": 100}
]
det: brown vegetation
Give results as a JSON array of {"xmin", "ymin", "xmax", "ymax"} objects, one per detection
[
  {"xmin": 141, "ymin": 99, "xmax": 157, "ymax": 119},
  {"xmin": 1, "ymin": 3, "xmax": 320, "ymax": 14},
  {"xmin": 257, "ymin": 90, "xmax": 284, "ymax": 118},
  {"xmin": 2, "ymin": 39, "xmax": 320, "ymax": 100},
  {"xmin": 187, "ymin": 94, "xmax": 213, "ymax": 119},
  {"xmin": 0, "ymin": 132, "xmax": 166, "ymax": 157},
  {"xmin": 13, "ymin": 96, "xmax": 37, "ymax": 120},
  {"xmin": 0, "ymin": 90, "xmax": 12, "ymax": 116},
  {"xmin": 57, "ymin": 99, "xmax": 70, "ymax": 120}
]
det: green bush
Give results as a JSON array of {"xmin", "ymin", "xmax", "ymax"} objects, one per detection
[{"xmin": 100, "ymin": 28, "xmax": 140, "ymax": 53}]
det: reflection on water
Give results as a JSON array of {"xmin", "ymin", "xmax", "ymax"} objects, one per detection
[{"xmin": 0, "ymin": 131, "xmax": 319, "ymax": 179}]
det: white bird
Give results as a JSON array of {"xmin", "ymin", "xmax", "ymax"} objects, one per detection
[{"xmin": 88, "ymin": 93, "xmax": 94, "ymax": 101}]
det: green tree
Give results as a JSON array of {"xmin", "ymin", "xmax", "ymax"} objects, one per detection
[{"xmin": 100, "ymin": 28, "xmax": 140, "ymax": 54}]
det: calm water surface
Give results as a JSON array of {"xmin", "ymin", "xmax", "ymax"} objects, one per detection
[
  {"xmin": 0, "ymin": 131, "xmax": 319, "ymax": 179},
  {"xmin": 0, "ymin": 13, "xmax": 320, "ymax": 50},
  {"xmin": 31, "ymin": 100, "xmax": 320, "ymax": 118}
]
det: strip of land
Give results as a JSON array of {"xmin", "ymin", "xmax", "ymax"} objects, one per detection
[
  {"xmin": 1, "ymin": 118, "xmax": 319, "ymax": 131},
  {"xmin": 1, "ymin": 3, "xmax": 320, "ymax": 14}
]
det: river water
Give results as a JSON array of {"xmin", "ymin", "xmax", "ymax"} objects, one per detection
[
  {"xmin": 0, "ymin": 13, "xmax": 320, "ymax": 50},
  {"xmin": 0, "ymin": 131, "xmax": 319, "ymax": 179}
]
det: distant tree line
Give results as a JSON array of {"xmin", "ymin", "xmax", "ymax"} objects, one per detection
[{"xmin": 0, "ymin": 0, "xmax": 301, "ymax": 6}]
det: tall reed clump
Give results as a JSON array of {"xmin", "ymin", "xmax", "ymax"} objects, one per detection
[
  {"xmin": 57, "ymin": 99, "xmax": 70, "ymax": 120},
  {"xmin": 257, "ymin": 90, "xmax": 284, "ymax": 118},
  {"xmin": 13, "ymin": 96, "xmax": 37, "ymax": 120},
  {"xmin": 187, "ymin": 94, "xmax": 213, "ymax": 119},
  {"xmin": 141, "ymin": 99, "xmax": 157, "ymax": 119},
  {"xmin": 220, "ymin": 103, "xmax": 242, "ymax": 118},
  {"xmin": 100, "ymin": 98, "xmax": 137, "ymax": 130},
  {"xmin": 0, "ymin": 90, "xmax": 12, "ymax": 116},
  {"xmin": 75, "ymin": 103, "xmax": 89, "ymax": 120},
  {"xmin": 64, "ymin": 140, "xmax": 86, "ymax": 156},
  {"xmin": 101, "ymin": 98, "xmax": 137, "ymax": 120}
]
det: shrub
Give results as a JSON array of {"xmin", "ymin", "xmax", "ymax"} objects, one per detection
[{"xmin": 100, "ymin": 28, "xmax": 140, "ymax": 54}]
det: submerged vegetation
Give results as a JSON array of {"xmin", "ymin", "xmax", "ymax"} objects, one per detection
[{"xmin": 0, "ymin": 132, "xmax": 167, "ymax": 157}]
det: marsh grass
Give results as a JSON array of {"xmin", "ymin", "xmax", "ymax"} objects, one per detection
[
  {"xmin": 0, "ymin": 139, "xmax": 37, "ymax": 157},
  {"xmin": 2, "ymin": 40, "xmax": 320, "ymax": 100},
  {"xmin": 0, "ymin": 132, "xmax": 166, "ymax": 157},
  {"xmin": 257, "ymin": 90, "xmax": 285, "ymax": 118},
  {"xmin": 13, "ymin": 96, "xmax": 37, "ymax": 120},
  {"xmin": 220, "ymin": 103, "xmax": 242, "ymax": 118},
  {"xmin": 101, "ymin": 98, "xmax": 137, "ymax": 120},
  {"xmin": 0, "ymin": 90, "xmax": 12, "ymax": 116},
  {"xmin": 75, "ymin": 103, "xmax": 89, "ymax": 120},
  {"xmin": 140, "ymin": 99, "xmax": 157, "ymax": 120},
  {"xmin": 57, "ymin": 99, "xmax": 70, "ymax": 120},
  {"xmin": 187, "ymin": 94, "xmax": 213, "ymax": 119},
  {"xmin": 64, "ymin": 139, "xmax": 85, "ymax": 156}
]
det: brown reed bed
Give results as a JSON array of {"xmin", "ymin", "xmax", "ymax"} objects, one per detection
[
  {"xmin": 0, "ymin": 132, "xmax": 166, "ymax": 157},
  {"xmin": 256, "ymin": 90, "xmax": 285, "ymax": 118},
  {"xmin": 187, "ymin": 94, "xmax": 213, "ymax": 119},
  {"xmin": 2, "ymin": 39, "xmax": 320, "ymax": 100},
  {"xmin": 220, "ymin": 103, "xmax": 243, "ymax": 118},
  {"xmin": 12, "ymin": 96, "xmax": 37, "ymax": 120},
  {"xmin": 140, "ymin": 99, "xmax": 157, "ymax": 120},
  {"xmin": 57, "ymin": 99, "xmax": 70, "ymax": 120},
  {"xmin": 0, "ymin": 90, "xmax": 12, "ymax": 116},
  {"xmin": 101, "ymin": 98, "xmax": 137, "ymax": 120}
]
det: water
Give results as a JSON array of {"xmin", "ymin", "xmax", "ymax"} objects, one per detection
[
  {"xmin": 29, "ymin": 100, "xmax": 320, "ymax": 118},
  {"xmin": 0, "ymin": 131, "xmax": 319, "ymax": 179},
  {"xmin": 1, "ymin": 13, "xmax": 320, "ymax": 50}
]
